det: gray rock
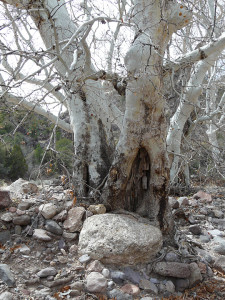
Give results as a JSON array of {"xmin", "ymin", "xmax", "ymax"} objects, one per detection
[
  {"xmin": 62, "ymin": 231, "xmax": 77, "ymax": 240},
  {"xmin": 124, "ymin": 267, "xmax": 142, "ymax": 284},
  {"xmin": 140, "ymin": 298, "xmax": 154, "ymax": 300},
  {"xmin": 13, "ymin": 215, "xmax": 31, "ymax": 225},
  {"xmin": 107, "ymin": 288, "xmax": 133, "ymax": 300},
  {"xmin": 18, "ymin": 201, "xmax": 32, "ymax": 211},
  {"xmin": 53, "ymin": 210, "xmax": 67, "ymax": 221},
  {"xmin": 199, "ymin": 235, "xmax": 210, "ymax": 243},
  {"xmin": 86, "ymin": 272, "xmax": 107, "ymax": 293},
  {"xmin": 19, "ymin": 244, "xmax": 31, "ymax": 255},
  {"xmin": 189, "ymin": 262, "xmax": 202, "ymax": 287},
  {"xmin": 0, "ymin": 264, "xmax": 15, "ymax": 287},
  {"xmin": 33, "ymin": 229, "xmax": 52, "ymax": 241},
  {"xmin": 14, "ymin": 225, "xmax": 22, "ymax": 235},
  {"xmin": 0, "ymin": 230, "xmax": 11, "ymax": 244},
  {"xmin": 63, "ymin": 207, "xmax": 85, "ymax": 232},
  {"xmin": 45, "ymin": 220, "xmax": 63, "ymax": 235},
  {"xmin": 0, "ymin": 191, "xmax": 11, "ymax": 209},
  {"xmin": 78, "ymin": 214, "xmax": 163, "ymax": 265},
  {"xmin": 208, "ymin": 229, "xmax": 224, "ymax": 237},
  {"xmin": 111, "ymin": 271, "xmax": 126, "ymax": 284},
  {"xmin": 174, "ymin": 278, "xmax": 189, "ymax": 291},
  {"xmin": 165, "ymin": 252, "xmax": 180, "ymax": 262},
  {"xmin": 165, "ymin": 280, "xmax": 175, "ymax": 293},
  {"xmin": 79, "ymin": 254, "xmax": 91, "ymax": 264},
  {"xmin": 189, "ymin": 225, "xmax": 202, "ymax": 235},
  {"xmin": 214, "ymin": 243, "xmax": 225, "ymax": 255},
  {"xmin": 37, "ymin": 267, "xmax": 57, "ymax": 278},
  {"xmin": 87, "ymin": 260, "xmax": 104, "ymax": 273},
  {"xmin": 88, "ymin": 204, "xmax": 106, "ymax": 214},
  {"xmin": 1, "ymin": 212, "xmax": 13, "ymax": 222},
  {"xmin": 39, "ymin": 203, "xmax": 57, "ymax": 219},
  {"xmin": 154, "ymin": 262, "xmax": 191, "ymax": 278},
  {"xmin": 214, "ymin": 257, "xmax": 225, "ymax": 273},
  {"xmin": 213, "ymin": 210, "xmax": 224, "ymax": 219},
  {"xmin": 139, "ymin": 279, "xmax": 158, "ymax": 294},
  {"xmin": 70, "ymin": 281, "xmax": 85, "ymax": 291},
  {"xmin": 0, "ymin": 291, "xmax": 13, "ymax": 300}
]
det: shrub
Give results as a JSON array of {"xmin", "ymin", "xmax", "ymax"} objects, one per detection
[{"xmin": 5, "ymin": 144, "xmax": 28, "ymax": 180}]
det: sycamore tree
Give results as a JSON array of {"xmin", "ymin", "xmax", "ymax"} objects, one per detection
[{"xmin": 0, "ymin": 0, "xmax": 225, "ymax": 235}]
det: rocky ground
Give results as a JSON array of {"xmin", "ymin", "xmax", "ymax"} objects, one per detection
[{"xmin": 0, "ymin": 178, "xmax": 225, "ymax": 300}]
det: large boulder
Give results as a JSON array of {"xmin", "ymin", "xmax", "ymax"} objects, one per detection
[{"xmin": 78, "ymin": 213, "xmax": 162, "ymax": 265}]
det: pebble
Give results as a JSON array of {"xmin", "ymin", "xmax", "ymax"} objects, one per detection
[
  {"xmin": 45, "ymin": 220, "xmax": 63, "ymax": 235},
  {"xmin": 155, "ymin": 262, "xmax": 191, "ymax": 278},
  {"xmin": 189, "ymin": 225, "xmax": 202, "ymax": 235},
  {"xmin": 18, "ymin": 201, "xmax": 31, "ymax": 211},
  {"xmin": 39, "ymin": 203, "xmax": 57, "ymax": 219},
  {"xmin": 111, "ymin": 270, "xmax": 126, "ymax": 284},
  {"xmin": 214, "ymin": 243, "xmax": 225, "ymax": 255},
  {"xmin": 102, "ymin": 268, "xmax": 110, "ymax": 278},
  {"xmin": 107, "ymin": 288, "xmax": 133, "ymax": 300},
  {"xmin": 33, "ymin": 228, "xmax": 52, "ymax": 241},
  {"xmin": 0, "ymin": 291, "xmax": 13, "ymax": 300},
  {"xmin": 14, "ymin": 225, "xmax": 22, "ymax": 235},
  {"xmin": 62, "ymin": 231, "xmax": 77, "ymax": 240},
  {"xmin": 139, "ymin": 279, "xmax": 158, "ymax": 294},
  {"xmin": 120, "ymin": 283, "xmax": 140, "ymax": 296},
  {"xmin": 12, "ymin": 215, "xmax": 31, "ymax": 225},
  {"xmin": 86, "ymin": 271, "xmax": 107, "ymax": 293},
  {"xmin": 37, "ymin": 267, "xmax": 57, "ymax": 278},
  {"xmin": 79, "ymin": 254, "xmax": 91, "ymax": 264},
  {"xmin": 63, "ymin": 207, "xmax": 85, "ymax": 232},
  {"xmin": 1, "ymin": 212, "xmax": 13, "ymax": 222},
  {"xmin": 86, "ymin": 260, "xmax": 104, "ymax": 272},
  {"xmin": 0, "ymin": 264, "xmax": 15, "ymax": 287},
  {"xmin": 19, "ymin": 244, "xmax": 31, "ymax": 255}
]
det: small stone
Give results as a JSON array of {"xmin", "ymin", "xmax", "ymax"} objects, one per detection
[
  {"xmin": 140, "ymin": 298, "xmax": 154, "ymax": 300},
  {"xmin": 111, "ymin": 270, "xmax": 126, "ymax": 284},
  {"xmin": 213, "ymin": 210, "xmax": 224, "ymax": 219},
  {"xmin": 197, "ymin": 262, "xmax": 207, "ymax": 274},
  {"xmin": 14, "ymin": 225, "xmax": 22, "ymax": 235},
  {"xmin": 165, "ymin": 280, "xmax": 175, "ymax": 293},
  {"xmin": 0, "ymin": 264, "xmax": 15, "ymax": 287},
  {"xmin": 62, "ymin": 231, "xmax": 77, "ymax": 240},
  {"xmin": 19, "ymin": 244, "xmax": 31, "ymax": 255},
  {"xmin": 0, "ymin": 230, "xmax": 11, "ymax": 244},
  {"xmin": 58, "ymin": 239, "xmax": 66, "ymax": 250},
  {"xmin": 45, "ymin": 220, "xmax": 63, "ymax": 235},
  {"xmin": 174, "ymin": 278, "xmax": 189, "ymax": 292},
  {"xmin": 39, "ymin": 203, "xmax": 57, "ymax": 219},
  {"xmin": 70, "ymin": 281, "xmax": 84, "ymax": 291},
  {"xmin": 107, "ymin": 288, "xmax": 132, "ymax": 300},
  {"xmin": 139, "ymin": 279, "xmax": 158, "ymax": 294},
  {"xmin": 79, "ymin": 254, "xmax": 91, "ymax": 264},
  {"xmin": 16, "ymin": 209, "xmax": 25, "ymax": 215},
  {"xmin": 87, "ymin": 260, "xmax": 104, "ymax": 272},
  {"xmin": 154, "ymin": 262, "xmax": 191, "ymax": 278},
  {"xmin": 13, "ymin": 215, "xmax": 31, "ymax": 225},
  {"xmin": 53, "ymin": 210, "xmax": 67, "ymax": 221},
  {"xmin": 189, "ymin": 225, "xmax": 202, "ymax": 235},
  {"xmin": 86, "ymin": 272, "xmax": 107, "ymax": 293},
  {"xmin": 33, "ymin": 229, "xmax": 52, "ymax": 241},
  {"xmin": 208, "ymin": 229, "xmax": 224, "ymax": 237},
  {"xmin": 8, "ymin": 207, "xmax": 17, "ymax": 213},
  {"xmin": 124, "ymin": 266, "xmax": 142, "ymax": 284},
  {"xmin": 193, "ymin": 191, "xmax": 212, "ymax": 203},
  {"xmin": 189, "ymin": 262, "xmax": 202, "ymax": 287},
  {"xmin": 18, "ymin": 201, "xmax": 31, "ymax": 211},
  {"xmin": 1, "ymin": 212, "xmax": 13, "ymax": 222},
  {"xmin": 69, "ymin": 245, "xmax": 78, "ymax": 254},
  {"xmin": 120, "ymin": 284, "xmax": 140, "ymax": 296},
  {"xmin": 88, "ymin": 204, "xmax": 106, "ymax": 214},
  {"xmin": 214, "ymin": 243, "xmax": 225, "ymax": 255},
  {"xmin": 165, "ymin": 252, "xmax": 180, "ymax": 262},
  {"xmin": 0, "ymin": 291, "xmax": 13, "ymax": 300},
  {"xmin": 63, "ymin": 207, "xmax": 85, "ymax": 232},
  {"xmin": 200, "ymin": 235, "xmax": 210, "ymax": 243},
  {"xmin": 70, "ymin": 290, "xmax": 81, "ymax": 297},
  {"xmin": 37, "ymin": 267, "xmax": 57, "ymax": 278},
  {"xmin": 60, "ymin": 248, "xmax": 67, "ymax": 255},
  {"xmin": 57, "ymin": 256, "xmax": 68, "ymax": 264},
  {"xmin": 102, "ymin": 268, "xmax": 110, "ymax": 278},
  {"xmin": 108, "ymin": 280, "xmax": 114, "ymax": 288}
]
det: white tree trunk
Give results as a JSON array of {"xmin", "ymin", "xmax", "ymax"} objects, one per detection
[{"xmin": 102, "ymin": 0, "xmax": 191, "ymax": 234}]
